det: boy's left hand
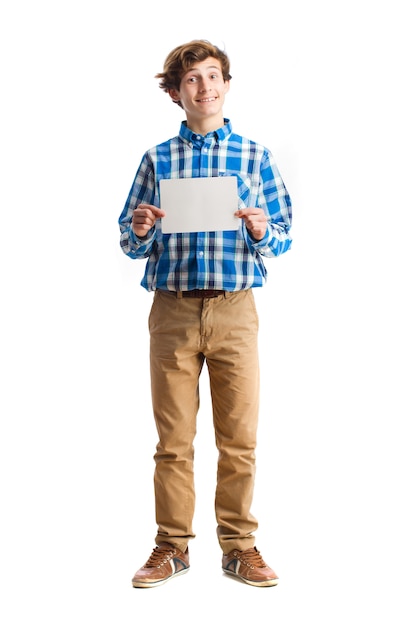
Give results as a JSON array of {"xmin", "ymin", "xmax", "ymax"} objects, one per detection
[{"xmin": 235, "ymin": 208, "xmax": 268, "ymax": 241}]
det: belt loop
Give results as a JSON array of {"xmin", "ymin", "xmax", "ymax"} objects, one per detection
[{"xmin": 176, "ymin": 291, "xmax": 183, "ymax": 299}]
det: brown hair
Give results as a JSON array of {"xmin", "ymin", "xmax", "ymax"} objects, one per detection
[{"xmin": 155, "ymin": 39, "xmax": 232, "ymax": 107}]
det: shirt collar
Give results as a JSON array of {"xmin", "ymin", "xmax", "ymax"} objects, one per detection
[{"xmin": 179, "ymin": 118, "xmax": 232, "ymax": 145}]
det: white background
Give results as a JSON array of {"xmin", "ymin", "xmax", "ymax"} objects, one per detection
[{"xmin": 1, "ymin": 0, "xmax": 400, "ymax": 623}]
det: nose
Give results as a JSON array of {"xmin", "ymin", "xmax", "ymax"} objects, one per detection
[{"xmin": 199, "ymin": 78, "xmax": 211, "ymax": 92}]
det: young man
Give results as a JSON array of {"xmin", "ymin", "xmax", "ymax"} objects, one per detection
[{"xmin": 118, "ymin": 40, "xmax": 292, "ymax": 588}]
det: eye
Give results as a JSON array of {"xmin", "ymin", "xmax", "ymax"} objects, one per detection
[{"xmin": 187, "ymin": 76, "xmax": 198, "ymax": 83}]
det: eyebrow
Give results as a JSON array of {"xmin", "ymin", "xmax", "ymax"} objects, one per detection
[{"xmin": 185, "ymin": 65, "xmax": 221, "ymax": 74}]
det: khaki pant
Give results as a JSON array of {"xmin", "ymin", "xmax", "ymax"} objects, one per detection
[{"xmin": 148, "ymin": 289, "xmax": 260, "ymax": 554}]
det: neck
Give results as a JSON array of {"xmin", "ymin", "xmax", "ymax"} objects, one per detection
[{"xmin": 185, "ymin": 114, "xmax": 225, "ymax": 136}]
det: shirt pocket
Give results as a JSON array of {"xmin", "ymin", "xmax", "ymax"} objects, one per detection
[{"xmin": 218, "ymin": 171, "xmax": 252, "ymax": 209}]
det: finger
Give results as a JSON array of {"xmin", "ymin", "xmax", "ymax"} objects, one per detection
[
  {"xmin": 234, "ymin": 209, "xmax": 247, "ymax": 217},
  {"xmin": 152, "ymin": 208, "xmax": 166, "ymax": 218},
  {"xmin": 138, "ymin": 204, "xmax": 166, "ymax": 219},
  {"xmin": 235, "ymin": 208, "xmax": 262, "ymax": 218}
]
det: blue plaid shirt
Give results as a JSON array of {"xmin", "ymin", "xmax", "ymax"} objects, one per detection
[{"xmin": 119, "ymin": 119, "xmax": 292, "ymax": 292}]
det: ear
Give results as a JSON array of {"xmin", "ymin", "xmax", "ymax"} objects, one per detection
[
  {"xmin": 223, "ymin": 80, "xmax": 230, "ymax": 95},
  {"xmin": 168, "ymin": 88, "xmax": 180, "ymax": 103}
]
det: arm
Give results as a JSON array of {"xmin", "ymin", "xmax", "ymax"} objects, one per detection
[
  {"xmin": 237, "ymin": 150, "xmax": 292, "ymax": 257},
  {"xmin": 118, "ymin": 154, "xmax": 164, "ymax": 259}
]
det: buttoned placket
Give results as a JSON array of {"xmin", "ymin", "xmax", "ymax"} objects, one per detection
[{"xmin": 190, "ymin": 134, "xmax": 216, "ymax": 286}]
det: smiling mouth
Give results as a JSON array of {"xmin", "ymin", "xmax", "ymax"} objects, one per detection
[{"xmin": 197, "ymin": 96, "xmax": 217, "ymax": 102}]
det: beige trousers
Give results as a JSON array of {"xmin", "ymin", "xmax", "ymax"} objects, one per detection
[{"xmin": 148, "ymin": 289, "xmax": 260, "ymax": 554}]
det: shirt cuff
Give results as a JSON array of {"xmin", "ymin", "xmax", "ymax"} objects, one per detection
[
  {"xmin": 248, "ymin": 223, "xmax": 271, "ymax": 249},
  {"xmin": 129, "ymin": 226, "xmax": 155, "ymax": 249}
]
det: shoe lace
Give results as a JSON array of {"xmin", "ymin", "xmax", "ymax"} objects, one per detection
[
  {"xmin": 144, "ymin": 545, "xmax": 176, "ymax": 568},
  {"xmin": 235, "ymin": 547, "xmax": 267, "ymax": 569}
]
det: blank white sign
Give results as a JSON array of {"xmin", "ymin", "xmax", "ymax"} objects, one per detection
[{"xmin": 160, "ymin": 176, "xmax": 240, "ymax": 234}]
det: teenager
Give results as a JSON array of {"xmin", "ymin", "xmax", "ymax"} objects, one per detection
[{"xmin": 118, "ymin": 39, "xmax": 292, "ymax": 587}]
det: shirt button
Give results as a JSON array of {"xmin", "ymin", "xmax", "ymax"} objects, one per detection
[{"xmin": 199, "ymin": 251, "xmax": 204, "ymax": 257}]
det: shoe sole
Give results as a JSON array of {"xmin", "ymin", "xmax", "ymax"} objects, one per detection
[
  {"xmin": 223, "ymin": 568, "xmax": 279, "ymax": 587},
  {"xmin": 132, "ymin": 567, "xmax": 190, "ymax": 588}
]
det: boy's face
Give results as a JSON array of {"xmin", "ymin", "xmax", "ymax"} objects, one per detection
[{"xmin": 169, "ymin": 57, "xmax": 230, "ymax": 131}]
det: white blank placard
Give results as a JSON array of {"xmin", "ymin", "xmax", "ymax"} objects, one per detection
[{"xmin": 160, "ymin": 176, "xmax": 239, "ymax": 233}]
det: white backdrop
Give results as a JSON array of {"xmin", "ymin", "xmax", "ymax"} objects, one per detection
[{"xmin": 1, "ymin": 0, "xmax": 400, "ymax": 624}]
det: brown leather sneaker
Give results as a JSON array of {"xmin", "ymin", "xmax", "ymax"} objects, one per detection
[
  {"xmin": 132, "ymin": 542, "xmax": 190, "ymax": 588},
  {"xmin": 222, "ymin": 547, "xmax": 279, "ymax": 587}
]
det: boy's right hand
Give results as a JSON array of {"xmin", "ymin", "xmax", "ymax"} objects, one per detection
[{"xmin": 132, "ymin": 204, "xmax": 166, "ymax": 238}]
